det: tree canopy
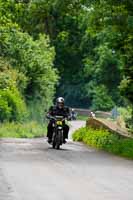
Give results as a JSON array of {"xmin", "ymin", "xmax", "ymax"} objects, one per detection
[{"xmin": 0, "ymin": 0, "xmax": 132, "ymax": 121}]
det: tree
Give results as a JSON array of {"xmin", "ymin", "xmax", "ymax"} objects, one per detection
[
  {"xmin": 0, "ymin": 1, "xmax": 58, "ymax": 121},
  {"xmin": 0, "ymin": 25, "xmax": 58, "ymax": 107},
  {"xmin": 0, "ymin": 0, "xmax": 132, "ymax": 112}
]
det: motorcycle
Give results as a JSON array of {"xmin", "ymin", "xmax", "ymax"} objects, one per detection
[
  {"xmin": 70, "ymin": 110, "xmax": 77, "ymax": 120},
  {"xmin": 51, "ymin": 116, "xmax": 65, "ymax": 150},
  {"xmin": 70, "ymin": 112, "xmax": 77, "ymax": 120}
]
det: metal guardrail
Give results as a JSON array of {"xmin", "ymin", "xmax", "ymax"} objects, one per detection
[
  {"xmin": 73, "ymin": 108, "xmax": 111, "ymax": 118},
  {"xmin": 73, "ymin": 108, "xmax": 91, "ymax": 116}
]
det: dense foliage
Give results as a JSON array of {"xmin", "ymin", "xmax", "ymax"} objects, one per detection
[
  {"xmin": 0, "ymin": 0, "xmax": 132, "ymax": 122},
  {"xmin": 14, "ymin": 0, "xmax": 132, "ymax": 109},
  {"xmin": 73, "ymin": 127, "xmax": 133, "ymax": 159},
  {"xmin": 0, "ymin": 58, "xmax": 27, "ymax": 121},
  {"xmin": 0, "ymin": 0, "xmax": 58, "ymax": 122}
]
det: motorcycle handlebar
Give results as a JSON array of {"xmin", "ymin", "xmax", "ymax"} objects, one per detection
[{"xmin": 47, "ymin": 115, "xmax": 70, "ymax": 121}]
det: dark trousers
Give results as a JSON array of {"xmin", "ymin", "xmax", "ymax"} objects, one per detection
[{"xmin": 47, "ymin": 121, "xmax": 69, "ymax": 140}]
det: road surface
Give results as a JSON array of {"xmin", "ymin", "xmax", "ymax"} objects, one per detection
[{"xmin": 0, "ymin": 120, "xmax": 133, "ymax": 200}]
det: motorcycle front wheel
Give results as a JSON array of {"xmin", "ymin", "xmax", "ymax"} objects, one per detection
[
  {"xmin": 56, "ymin": 144, "xmax": 60, "ymax": 150},
  {"xmin": 52, "ymin": 142, "xmax": 56, "ymax": 149}
]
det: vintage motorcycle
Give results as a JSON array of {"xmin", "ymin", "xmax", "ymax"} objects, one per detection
[{"xmin": 51, "ymin": 116, "xmax": 65, "ymax": 150}]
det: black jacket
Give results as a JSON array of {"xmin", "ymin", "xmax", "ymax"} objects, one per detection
[{"xmin": 47, "ymin": 106, "xmax": 70, "ymax": 118}]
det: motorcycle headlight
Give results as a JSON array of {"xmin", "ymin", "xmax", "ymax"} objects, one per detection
[{"xmin": 58, "ymin": 126, "xmax": 62, "ymax": 130}]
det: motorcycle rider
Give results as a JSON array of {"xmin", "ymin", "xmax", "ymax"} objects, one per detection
[
  {"xmin": 71, "ymin": 108, "xmax": 77, "ymax": 120},
  {"xmin": 46, "ymin": 97, "xmax": 70, "ymax": 144}
]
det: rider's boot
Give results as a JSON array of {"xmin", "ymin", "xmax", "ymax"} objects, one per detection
[{"xmin": 47, "ymin": 137, "xmax": 52, "ymax": 144}]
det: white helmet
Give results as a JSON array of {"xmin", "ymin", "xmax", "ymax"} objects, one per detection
[
  {"xmin": 56, "ymin": 97, "xmax": 64, "ymax": 103},
  {"xmin": 56, "ymin": 97, "xmax": 64, "ymax": 108}
]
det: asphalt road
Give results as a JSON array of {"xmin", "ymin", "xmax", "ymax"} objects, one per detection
[{"xmin": 0, "ymin": 120, "xmax": 133, "ymax": 200}]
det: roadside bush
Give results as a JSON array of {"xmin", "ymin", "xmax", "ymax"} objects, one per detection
[
  {"xmin": 0, "ymin": 97, "xmax": 11, "ymax": 121},
  {"xmin": 0, "ymin": 58, "xmax": 28, "ymax": 122},
  {"xmin": 0, "ymin": 89, "xmax": 27, "ymax": 122},
  {"xmin": 118, "ymin": 107, "xmax": 133, "ymax": 132},
  {"xmin": 73, "ymin": 127, "xmax": 133, "ymax": 159}
]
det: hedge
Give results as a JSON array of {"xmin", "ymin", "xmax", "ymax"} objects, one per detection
[{"xmin": 73, "ymin": 127, "xmax": 133, "ymax": 159}]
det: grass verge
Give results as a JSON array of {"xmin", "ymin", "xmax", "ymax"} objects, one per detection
[
  {"xmin": 0, "ymin": 121, "xmax": 47, "ymax": 138},
  {"xmin": 77, "ymin": 115, "xmax": 89, "ymax": 121},
  {"xmin": 73, "ymin": 127, "xmax": 133, "ymax": 159}
]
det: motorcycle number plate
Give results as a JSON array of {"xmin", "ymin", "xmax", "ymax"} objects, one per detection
[{"xmin": 56, "ymin": 121, "xmax": 62, "ymax": 125}]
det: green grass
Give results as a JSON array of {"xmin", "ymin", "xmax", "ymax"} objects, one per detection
[
  {"xmin": 0, "ymin": 121, "xmax": 47, "ymax": 138},
  {"xmin": 77, "ymin": 115, "xmax": 89, "ymax": 121},
  {"xmin": 73, "ymin": 127, "xmax": 133, "ymax": 159}
]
